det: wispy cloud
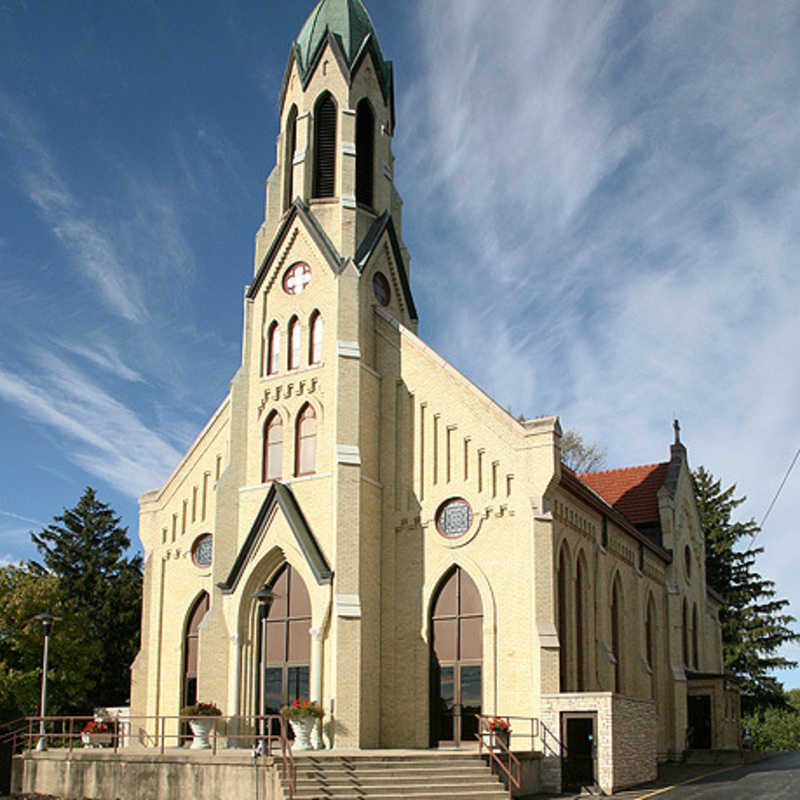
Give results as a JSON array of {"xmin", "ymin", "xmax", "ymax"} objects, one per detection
[
  {"xmin": 0, "ymin": 96, "xmax": 148, "ymax": 323},
  {"xmin": 58, "ymin": 338, "xmax": 145, "ymax": 384},
  {"xmin": 0, "ymin": 509, "xmax": 45, "ymax": 527},
  {"xmin": 403, "ymin": 0, "xmax": 800, "ymax": 681},
  {"xmin": 0, "ymin": 352, "xmax": 182, "ymax": 497}
]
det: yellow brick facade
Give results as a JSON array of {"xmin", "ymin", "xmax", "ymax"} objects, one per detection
[{"xmin": 129, "ymin": 1, "xmax": 738, "ymax": 788}]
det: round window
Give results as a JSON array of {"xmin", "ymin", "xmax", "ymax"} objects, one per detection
[
  {"xmin": 435, "ymin": 498, "xmax": 473, "ymax": 540},
  {"xmin": 283, "ymin": 262, "xmax": 311, "ymax": 295},
  {"xmin": 372, "ymin": 272, "xmax": 390, "ymax": 306},
  {"xmin": 193, "ymin": 534, "xmax": 213, "ymax": 568},
  {"xmin": 684, "ymin": 545, "xmax": 691, "ymax": 579}
]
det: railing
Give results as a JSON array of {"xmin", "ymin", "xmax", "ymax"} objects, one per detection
[
  {"xmin": 475, "ymin": 715, "xmax": 541, "ymax": 800},
  {"xmin": 2, "ymin": 713, "xmax": 297, "ymax": 799}
]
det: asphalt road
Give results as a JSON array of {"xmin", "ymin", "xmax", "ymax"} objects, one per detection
[{"xmin": 622, "ymin": 752, "xmax": 800, "ymax": 799}]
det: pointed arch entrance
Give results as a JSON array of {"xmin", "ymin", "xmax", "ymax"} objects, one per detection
[
  {"xmin": 257, "ymin": 564, "xmax": 312, "ymax": 718},
  {"xmin": 429, "ymin": 566, "xmax": 483, "ymax": 747}
]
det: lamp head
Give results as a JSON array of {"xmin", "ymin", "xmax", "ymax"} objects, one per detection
[
  {"xmin": 253, "ymin": 585, "xmax": 274, "ymax": 608},
  {"xmin": 34, "ymin": 609, "xmax": 59, "ymax": 635}
]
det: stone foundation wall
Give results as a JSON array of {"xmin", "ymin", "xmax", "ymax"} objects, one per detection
[{"xmin": 12, "ymin": 750, "xmax": 282, "ymax": 800}]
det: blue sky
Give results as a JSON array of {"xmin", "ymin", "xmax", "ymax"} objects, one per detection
[{"xmin": 1, "ymin": 1, "xmax": 799, "ymax": 686}]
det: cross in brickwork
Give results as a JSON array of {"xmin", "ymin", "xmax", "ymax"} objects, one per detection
[{"xmin": 285, "ymin": 264, "xmax": 311, "ymax": 294}]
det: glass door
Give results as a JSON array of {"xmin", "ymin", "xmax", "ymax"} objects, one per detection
[{"xmin": 430, "ymin": 567, "xmax": 483, "ymax": 747}]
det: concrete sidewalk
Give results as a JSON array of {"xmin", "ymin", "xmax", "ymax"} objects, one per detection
[{"xmin": 519, "ymin": 754, "xmax": 771, "ymax": 800}]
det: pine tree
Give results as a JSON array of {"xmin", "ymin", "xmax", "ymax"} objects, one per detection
[
  {"xmin": 30, "ymin": 487, "xmax": 142, "ymax": 707},
  {"xmin": 693, "ymin": 467, "xmax": 799, "ymax": 710}
]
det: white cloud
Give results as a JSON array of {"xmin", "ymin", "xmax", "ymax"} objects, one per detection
[
  {"xmin": 0, "ymin": 352, "xmax": 182, "ymax": 498},
  {"xmin": 0, "ymin": 99, "xmax": 148, "ymax": 323},
  {"xmin": 402, "ymin": 0, "xmax": 800, "ymax": 684},
  {"xmin": 58, "ymin": 339, "xmax": 145, "ymax": 384},
  {"xmin": 0, "ymin": 509, "xmax": 45, "ymax": 527}
]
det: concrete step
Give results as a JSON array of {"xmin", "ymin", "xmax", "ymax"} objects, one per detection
[
  {"xmin": 294, "ymin": 776, "xmax": 504, "ymax": 789},
  {"xmin": 283, "ymin": 752, "xmax": 508, "ymax": 800},
  {"xmin": 294, "ymin": 765, "xmax": 492, "ymax": 778},
  {"xmin": 290, "ymin": 792, "xmax": 507, "ymax": 800}
]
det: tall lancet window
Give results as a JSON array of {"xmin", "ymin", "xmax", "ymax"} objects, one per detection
[
  {"xmin": 267, "ymin": 322, "xmax": 280, "ymax": 376},
  {"xmin": 295, "ymin": 404, "xmax": 316, "ymax": 476},
  {"xmin": 355, "ymin": 98, "xmax": 374, "ymax": 207},
  {"xmin": 313, "ymin": 93, "xmax": 336, "ymax": 198},
  {"xmin": 309, "ymin": 311, "xmax": 323, "ymax": 365},
  {"xmin": 611, "ymin": 577, "xmax": 622, "ymax": 694},
  {"xmin": 284, "ymin": 105, "xmax": 298, "ymax": 211},
  {"xmin": 263, "ymin": 412, "xmax": 283, "ymax": 482},
  {"xmin": 288, "ymin": 316, "xmax": 301, "ymax": 370}
]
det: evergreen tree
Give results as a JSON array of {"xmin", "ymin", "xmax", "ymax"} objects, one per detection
[
  {"xmin": 30, "ymin": 487, "xmax": 142, "ymax": 707},
  {"xmin": 693, "ymin": 467, "xmax": 799, "ymax": 710}
]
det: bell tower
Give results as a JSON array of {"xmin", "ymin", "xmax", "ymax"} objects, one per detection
[{"xmin": 254, "ymin": 0, "xmax": 408, "ymax": 274}]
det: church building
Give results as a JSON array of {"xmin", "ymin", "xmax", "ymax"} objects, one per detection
[{"xmin": 130, "ymin": 1, "xmax": 740, "ymax": 793}]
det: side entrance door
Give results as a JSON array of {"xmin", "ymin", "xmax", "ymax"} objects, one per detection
[
  {"xmin": 561, "ymin": 713, "xmax": 597, "ymax": 792},
  {"xmin": 430, "ymin": 567, "xmax": 483, "ymax": 747},
  {"xmin": 687, "ymin": 694, "xmax": 712, "ymax": 749}
]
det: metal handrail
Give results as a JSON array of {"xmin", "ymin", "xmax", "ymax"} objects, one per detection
[
  {"xmin": 475, "ymin": 714, "xmax": 542, "ymax": 800},
  {"xmin": 5, "ymin": 712, "xmax": 303, "ymax": 797}
]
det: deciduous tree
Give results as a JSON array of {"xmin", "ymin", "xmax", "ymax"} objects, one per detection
[{"xmin": 561, "ymin": 430, "xmax": 607, "ymax": 473}]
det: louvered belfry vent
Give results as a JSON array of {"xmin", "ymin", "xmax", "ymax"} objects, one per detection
[
  {"xmin": 356, "ymin": 99, "xmax": 374, "ymax": 207},
  {"xmin": 284, "ymin": 105, "xmax": 297, "ymax": 211},
  {"xmin": 313, "ymin": 93, "xmax": 337, "ymax": 198}
]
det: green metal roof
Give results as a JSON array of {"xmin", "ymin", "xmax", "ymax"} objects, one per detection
[{"xmin": 294, "ymin": 0, "xmax": 391, "ymax": 96}]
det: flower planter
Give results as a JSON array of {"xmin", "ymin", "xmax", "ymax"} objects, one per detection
[
  {"xmin": 81, "ymin": 731, "xmax": 112, "ymax": 748},
  {"xmin": 493, "ymin": 730, "xmax": 510, "ymax": 751},
  {"xmin": 188, "ymin": 718, "xmax": 215, "ymax": 749},
  {"xmin": 289, "ymin": 717, "xmax": 317, "ymax": 751}
]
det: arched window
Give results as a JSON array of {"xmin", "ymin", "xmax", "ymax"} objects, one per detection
[
  {"xmin": 263, "ymin": 412, "xmax": 283, "ymax": 482},
  {"xmin": 692, "ymin": 603, "xmax": 699, "ymax": 670},
  {"xmin": 557, "ymin": 545, "xmax": 569, "ymax": 692},
  {"xmin": 313, "ymin": 93, "xmax": 336, "ymax": 198},
  {"xmin": 288, "ymin": 316, "xmax": 300, "ymax": 370},
  {"xmin": 355, "ymin": 98, "xmax": 374, "ymax": 207},
  {"xmin": 576, "ymin": 554, "xmax": 586, "ymax": 691},
  {"xmin": 611, "ymin": 577, "xmax": 622, "ymax": 694},
  {"xmin": 183, "ymin": 592, "xmax": 210, "ymax": 712},
  {"xmin": 682, "ymin": 599, "xmax": 689, "ymax": 667},
  {"xmin": 295, "ymin": 403, "xmax": 316, "ymax": 476},
  {"xmin": 646, "ymin": 595, "xmax": 657, "ymax": 698},
  {"xmin": 309, "ymin": 311, "xmax": 323, "ymax": 365},
  {"xmin": 284, "ymin": 105, "xmax": 298, "ymax": 211},
  {"xmin": 267, "ymin": 322, "xmax": 280, "ymax": 376}
]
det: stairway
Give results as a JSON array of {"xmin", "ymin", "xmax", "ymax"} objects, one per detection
[{"xmin": 283, "ymin": 751, "xmax": 509, "ymax": 799}]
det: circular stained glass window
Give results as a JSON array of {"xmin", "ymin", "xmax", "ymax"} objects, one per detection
[
  {"xmin": 372, "ymin": 272, "xmax": 390, "ymax": 306},
  {"xmin": 436, "ymin": 498, "xmax": 473, "ymax": 539},
  {"xmin": 193, "ymin": 534, "xmax": 213, "ymax": 568},
  {"xmin": 283, "ymin": 262, "xmax": 312, "ymax": 295}
]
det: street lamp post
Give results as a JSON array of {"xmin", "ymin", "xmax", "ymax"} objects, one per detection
[
  {"xmin": 34, "ymin": 610, "xmax": 58, "ymax": 752},
  {"xmin": 253, "ymin": 585, "xmax": 274, "ymax": 755}
]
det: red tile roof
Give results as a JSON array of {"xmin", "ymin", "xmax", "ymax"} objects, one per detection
[{"xmin": 578, "ymin": 463, "xmax": 669, "ymax": 525}]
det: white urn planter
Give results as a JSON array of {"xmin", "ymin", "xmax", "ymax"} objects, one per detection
[
  {"xmin": 188, "ymin": 718, "xmax": 215, "ymax": 749},
  {"xmin": 81, "ymin": 731, "xmax": 112, "ymax": 748},
  {"xmin": 289, "ymin": 717, "xmax": 318, "ymax": 751}
]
